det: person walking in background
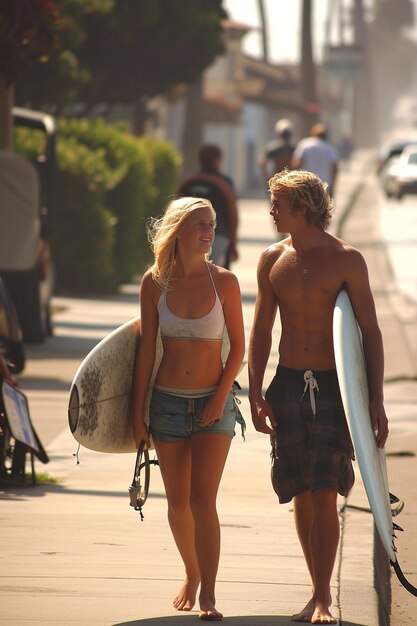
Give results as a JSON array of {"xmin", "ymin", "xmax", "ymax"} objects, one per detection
[
  {"xmin": 132, "ymin": 196, "xmax": 245, "ymax": 622},
  {"xmin": 260, "ymin": 118, "xmax": 295, "ymax": 241},
  {"xmin": 291, "ymin": 123, "xmax": 339, "ymax": 197},
  {"xmin": 177, "ymin": 145, "xmax": 238, "ymax": 269},
  {"xmin": 260, "ymin": 117, "xmax": 296, "ymax": 185},
  {"xmin": 248, "ymin": 169, "xmax": 388, "ymax": 624}
]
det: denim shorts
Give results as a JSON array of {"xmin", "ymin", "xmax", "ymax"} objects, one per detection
[{"xmin": 149, "ymin": 387, "xmax": 245, "ymax": 443}]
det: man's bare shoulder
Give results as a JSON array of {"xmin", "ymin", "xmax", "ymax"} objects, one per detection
[
  {"xmin": 332, "ymin": 235, "xmax": 367, "ymax": 266},
  {"xmin": 259, "ymin": 237, "xmax": 290, "ymax": 265}
]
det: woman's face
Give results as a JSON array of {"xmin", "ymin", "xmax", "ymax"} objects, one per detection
[{"xmin": 178, "ymin": 206, "xmax": 216, "ymax": 254}]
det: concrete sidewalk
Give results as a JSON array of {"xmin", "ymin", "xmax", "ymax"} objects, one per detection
[{"xmin": 1, "ymin": 153, "xmax": 383, "ymax": 625}]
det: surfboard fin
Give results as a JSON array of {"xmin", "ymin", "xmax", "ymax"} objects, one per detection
[
  {"xmin": 393, "ymin": 522, "xmax": 404, "ymax": 532},
  {"xmin": 390, "ymin": 492, "xmax": 405, "ymax": 517}
]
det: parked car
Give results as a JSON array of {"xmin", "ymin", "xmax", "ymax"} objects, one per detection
[
  {"xmin": 381, "ymin": 154, "xmax": 402, "ymax": 198},
  {"xmin": 0, "ymin": 108, "xmax": 55, "ymax": 343},
  {"xmin": 384, "ymin": 144, "xmax": 417, "ymax": 200},
  {"xmin": 376, "ymin": 139, "xmax": 417, "ymax": 175}
]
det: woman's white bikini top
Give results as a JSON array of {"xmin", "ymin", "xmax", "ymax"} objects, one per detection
[{"xmin": 157, "ymin": 263, "xmax": 225, "ymax": 341}]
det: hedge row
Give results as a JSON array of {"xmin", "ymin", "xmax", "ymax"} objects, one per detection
[{"xmin": 15, "ymin": 118, "xmax": 181, "ymax": 293}]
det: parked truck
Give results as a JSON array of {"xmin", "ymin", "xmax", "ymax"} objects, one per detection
[{"xmin": 0, "ymin": 108, "xmax": 55, "ymax": 343}]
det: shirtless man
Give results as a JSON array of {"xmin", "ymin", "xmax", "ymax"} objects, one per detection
[{"xmin": 248, "ymin": 169, "xmax": 389, "ymax": 624}]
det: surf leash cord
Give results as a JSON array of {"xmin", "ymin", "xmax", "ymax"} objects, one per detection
[
  {"xmin": 391, "ymin": 557, "xmax": 417, "ymax": 597},
  {"xmin": 129, "ymin": 441, "xmax": 159, "ymax": 521}
]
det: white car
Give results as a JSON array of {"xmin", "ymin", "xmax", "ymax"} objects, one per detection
[{"xmin": 384, "ymin": 144, "xmax": 417, "ymax": 199}]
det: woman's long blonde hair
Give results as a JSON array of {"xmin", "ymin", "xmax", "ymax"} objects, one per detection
[{"xmin": 147, "ymin": 196, "xmax": 216, "ymax": 290}]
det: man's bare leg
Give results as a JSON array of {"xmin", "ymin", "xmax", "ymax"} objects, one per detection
[
  {"xmin": 310, "ymin": 489, "xmax": 339, "ymax": 624},
  {"xmin": 291, "ymin": 492, "xmax": 315, "ymax": 622},
  {"xmin": 291, "ymin": 491, "xmax": 337, "ymax": 623}
]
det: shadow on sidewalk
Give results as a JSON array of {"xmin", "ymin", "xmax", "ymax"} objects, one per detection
[
  {"xmin": 113, "ymin": 617, "xmax": 366, "ymax": 625},
  {"xmin": 0, "ymin": 481, "xmax": 165, "ymax": 500}
]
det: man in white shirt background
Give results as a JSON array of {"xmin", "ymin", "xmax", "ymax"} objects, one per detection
[{"xmin": 291, "ymin": 123, "xmax": 339, "ymax": 197}]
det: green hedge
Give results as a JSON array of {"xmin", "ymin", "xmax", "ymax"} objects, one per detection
[{"xmin": 15, "ymin": 118, "xmax": 180, "ymax": 293}]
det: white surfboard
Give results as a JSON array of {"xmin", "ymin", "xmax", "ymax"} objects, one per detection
[
  {"xmin": 68, "ymin": 317, "xmax": 142, "ymax": 453},
  {"xmin": 333, "ymin": 289, "xmax": 396, "ymax": 563},
  {"xmin": 68, "ymin": 318, "xmax": 233, "ymax": 453}
]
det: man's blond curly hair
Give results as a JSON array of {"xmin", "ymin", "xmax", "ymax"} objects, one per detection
[{"xmin": 268, "ymin": 168, "xmax": 333, "ymax": 231}]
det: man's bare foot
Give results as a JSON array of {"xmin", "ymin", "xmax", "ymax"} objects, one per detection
[
  {"xmin": 311, "ymin": 601, "xmax": 337, "ymax": 624},
  {"xmin": 173, "ymin": 578, "xmax": 199, "ymax": 611},
  {"xmin": 291, "ymin": 594, "xmax": 334, "ymax": 623},
  {"xmin": 291, "ymin": 598, "xmax": 313, "ymax": 622}
]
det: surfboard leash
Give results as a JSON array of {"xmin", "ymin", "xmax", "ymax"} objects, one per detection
[
  {"xmin": 129, "ymin": 442, "xmax": 159, "ymax": 521},
  {"xmin": 391, "ymin": 557, "xmax": 417, "ymax": 597}
]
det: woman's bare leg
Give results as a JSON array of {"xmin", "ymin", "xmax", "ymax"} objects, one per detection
[
  {"xmin": 190, "ymin": 433, "xmax": 232, "ymax": 619},
  {"xmin": 153, "ymin": 439, "xmax": 200, "ymax": 611}
]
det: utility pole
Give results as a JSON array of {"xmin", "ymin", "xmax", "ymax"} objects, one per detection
[
  {"xmin": 301, "ymin": 0, "xmax": 319, "ymax": 135},
  {"xmin": 257, "ymin": 0, "xmax": 269, "ymax": 63}
]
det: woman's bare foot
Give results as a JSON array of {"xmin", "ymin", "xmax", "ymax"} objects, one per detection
[
  {"xmin": 311, "ymin": 601, "xmax": 337, "ymax": 624},
  {"xmin": 199, "ymin": 597, "xmax": 223, "ymax": 621},
  {"xmin": 291, "ymin": 598, "xmax": 313, "ymax": 622},
  {"xmin": 173, "ymin": 578, "xmax": 199, "ymax": 611}
]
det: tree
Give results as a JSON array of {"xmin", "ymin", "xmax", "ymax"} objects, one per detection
[
  {"xmin": 14, "ymin": 1, "xmax": 113, "ymax": 113},
  {"xmin": 77, "ymin": 0, "xmax": 226, "ymax": 133},
  {"xmin": 0, "ymin": 0, "xmax": 62, "ymax": 149},
  {"xmin": 15, "ymin": 0, "xmax": 226, "ymax": 135}
]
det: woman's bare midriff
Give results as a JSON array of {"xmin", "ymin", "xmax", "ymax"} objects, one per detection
[{"xmin": 155, "ymin": 338, "xmax": 224, "ymax": 389}]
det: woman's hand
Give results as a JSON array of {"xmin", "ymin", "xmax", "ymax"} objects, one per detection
[
  {"xmin": 134, "ymin": 420, "xmax": 151, "ymax": 449},
  {"xmin": 198, "ymin": 395, "xmax": 226, "ymax": 428}
]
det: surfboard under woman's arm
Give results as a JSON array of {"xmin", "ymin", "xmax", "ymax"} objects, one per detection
[{"xmin": 131, "ymin": 271, "xmax": 159, "ymax": 448}]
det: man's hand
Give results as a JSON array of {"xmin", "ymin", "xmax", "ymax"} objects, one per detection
[
  {"xmin": 250, "ymin": 396, "xmax": 276, "ymax": 435},
  {"xmin": 370, "ymin": 399, "xmax": 389, "ymax": 448}
]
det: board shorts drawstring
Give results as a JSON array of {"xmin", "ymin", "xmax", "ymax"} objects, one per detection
[{"xmin": 300, "ymin": 370, "xmax": 319, "ymax": 418}]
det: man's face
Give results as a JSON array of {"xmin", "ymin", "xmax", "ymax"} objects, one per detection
[{"xmin": 270, "ymin": 192, "xmax": 293, "ymax": 233}]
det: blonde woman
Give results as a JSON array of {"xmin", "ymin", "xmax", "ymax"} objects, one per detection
[{"xmin": 133, "ymin": 197, "xmax": 245, "ymax": 622}]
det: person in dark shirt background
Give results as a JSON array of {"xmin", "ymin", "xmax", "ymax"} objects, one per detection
[
  {"xmin": 177, "ymin": 145, "xmax": 238, "ymax": 268},
  {"xmin": 260, "ymin": 118, "xmax": 295, "ymax": 185}
]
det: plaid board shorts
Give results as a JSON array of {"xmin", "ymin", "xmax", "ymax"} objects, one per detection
[{"xmin": 265, "ymin": 365, "xmax": 355, "ymax": 504}]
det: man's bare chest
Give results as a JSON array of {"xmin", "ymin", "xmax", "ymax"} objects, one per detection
[{"xmin": 269, "ymin": 253, "xmax": 343, "ymax": 298}]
